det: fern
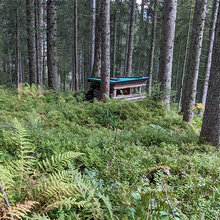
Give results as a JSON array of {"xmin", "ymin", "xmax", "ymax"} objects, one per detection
[
  {"xmin": 69, "ymin": 169, "xmax": 114, "ymax": 219},
  {"xmin": 44, "ymin": 197, "xmax": 77, "ymax": 212},
  {"xmin": 38, "ymin": 151, "xmax": 83, "ymax": 173},
  {"xmin": 98, "ymin": 193, "xmax": 114, "ymax": 220},
  {"xmin": 7, "ymin": 119, "xmax": 36, "ymax": 180},
  {"xmin": 1, "ymin": 201, "xmax": 37, "ymax": 220},
  {"xmin": 0, "ymin": 120, "xmax": 114, "ymax": 219},
  {"xmin": 0, "ymin": 165, "xmax": 15, "ymax": 196}
]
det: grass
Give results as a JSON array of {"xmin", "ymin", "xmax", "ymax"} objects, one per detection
[{"xmin": 0, "ymin": 86, "xmax": 219, "ymax": 219}]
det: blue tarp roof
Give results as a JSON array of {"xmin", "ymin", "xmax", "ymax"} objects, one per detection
[{"xmin": 88, "ymin": 77, "xmax": 149, "ymax": 85}]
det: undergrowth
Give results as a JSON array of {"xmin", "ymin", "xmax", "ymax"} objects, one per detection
[{"xmin": 0, "ymin": 86, "xmax": 219, "ymax": 219}]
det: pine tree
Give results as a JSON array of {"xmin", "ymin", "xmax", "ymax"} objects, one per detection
[
  {"xmin": 199, "ymin": 0, "xmax": 219, "ymax": 109},
  {"xmin": 92, "ymin": 0, "xmax": 101, "ymax": 78},
  {"xmin": 182, "ymin": 0, "xmax": 207, "ymax": 121},
  {"xmin": 100, "ymin": 0, "xmax": 110, "ymax": 102},
  {"xmin": 200, "ymin": 5, "xmax": 220, "ymax": 146},
  {"xmin": 158, "ymin": 0, "xmax": 177, "ymax": 108},
  {"xmin": 47, "ymin": 0, "xmax": 59, "ymax": 91},
  {"xmin": 36, "ymin": 0, "xmax": 44, "ymax": 87},
  {"xmin": 126, "ymin": 0, "xmax": 136, "ymax": 76},
  {"xmin": 73, "ymin": 0, "xmax": 79, "ymax": 91},
  {"xmin": 148, "ymin": 0, "xmax": 158, "ymax": 95},
  {"xmin": 26, "ymin": 0, "xmax": 37, "ymax": 85}
]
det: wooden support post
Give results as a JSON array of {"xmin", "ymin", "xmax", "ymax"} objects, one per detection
[{"xmin": 113, "ymin": 89, "xmax": 117, "ymax": 98}]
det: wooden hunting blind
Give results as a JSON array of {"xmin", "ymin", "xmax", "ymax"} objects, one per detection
[{"xmin": 87, "ymin": 77, "xmax": 149, "ymax": 100}]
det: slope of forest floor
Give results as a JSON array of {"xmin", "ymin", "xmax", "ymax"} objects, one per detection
[{"xmin": 0, "ymin": 86, "xmax": 219, "ymax": 219}]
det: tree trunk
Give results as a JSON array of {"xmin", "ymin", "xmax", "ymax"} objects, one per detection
[
  {"xmin": 92, "ymin": 0, "xmax": 101, "ymax": 78},
  {"xmin": 63, "ymin": 70, "xmax": 66, "ymax": 92},
  {"xmin": 71, "ymin": 46, "xmax": 75, "ymax": 90},
  {"xmin": 47, "ymin": 0, "xmax": 59, "ymax": 91},
  {"xmin": 36, "ymin": 0, "xmax": 44, "ymax": 87},
  {"xmin": 16, "ymin": 3, "xmax": 22, "ymax": 87},
  {"xmin": 174, "ymin": 40, "xmax": 183, "ymax": 102},
  {"xmin": 26, "ymin": 0, "xmax": 37, "ymax": 85},
  {"xmin": 79, "ymin": 48, "xmax": 83, "ymax": 90},
  {"xmin": 5, "ymin": 18, "xmax": 12, "ymax": 85},
  {"xmin": 199, "ymin": 0, "xmax": 219, "ymax": 109},
  {"xmin": 123, "ymin": 23, "xmax": 129, "ymax": 75},
  {"xmin": 100, "ymin": 0, "xmax": 110, "ymax": 102},
  {"xmin": 126, "ymin": 0, "xmax": 136, "ymax": 76},
  {"xmin": 200, "ymin": 7, "xmax": 220, "ymax": 146},
  {"xmin": 178, "ymin": 0, "xmax": 193, "ymax": 110},
  {"xmin": 73, "ymin": 0, "xmax": 79, "ymax": 91},
  {"xmin": 42, "ymin": 32, "xmax": 46, "ymax": 85},
  {"xmin": 91, "ymin": 0, "xmax": 96, "ymax": 73},
  {"xmin": 136, "ymin": 0, "xmax": 144, "ymax": 75},
  {"xmin": 182, "ymin": 0, "xmax": 207, "ymax": 122},
  {"xmin": 158, "ymin": 0, "xmax": 177, "ymax": 108},
  {"xmin": 16, "ymin": 30, "xmax": 23, "ymax": 87},
  {"xmin": 117, "ymin": 17, "xmax": 123, "ymax": 74},
  {"xmin": 148, "ymin": 0, "xmax": 158, "ymax": 95},
  {"xmin": 42, "ymin": 0, "xmax": 47, "ymax": 85},
  {"xmin": 112, "ymin": 0, "xmax": 118, "ymax": 78}
]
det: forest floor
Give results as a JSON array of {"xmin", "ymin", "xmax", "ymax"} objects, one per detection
[{"xmin": 0, "ymin": 86, "xmax": 219, "ymax": 219}]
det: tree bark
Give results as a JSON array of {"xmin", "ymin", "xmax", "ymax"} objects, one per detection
[
  {"xmin": 178, "ymin": 0, "xmax": 193, "ymax": 110},
  {"xmin": 26, "ymin": 0, "xmax": 37, "ymax": 85},
  {"xmin": 71, "ymin": 46, "xmax": 75, "ymax": 90},
  {"xmin": 182, "ymin": 0, "xmax": 207, "ymax": 121},
  {"xmin": 16, "ymin": 9, "xmax": 23, "ymax": 87},
  {"xmin": 158, "ymin": 0, "xmax": 177, "ymax": 108},
  {"xmin": 73, "ymin": 0, "xmax": 79, "ymax": 91},
  {"xmin": 63, "ymin": 70, "xmax": 66, "ymax": 92},
  {"xmin": 100, "ymin": 0, "xmax": 110, "ymax": 102},
  {"xmin": 174, "ymin": 40, "xmax": 183, "ymax": 102},
  {"xmin": 199, "ymin": 0, "xmax": 219, "ymax": 109},
  {"xmin": 92, "ymin": 0, "xmax": 101, "ymax": 78},
  {"xmin": 36, "ymin": 0, "xmax": 44, "ymax": 87},
  {"xmin": 111, "ymin": 0, "xmax": 118, "ymax": 78},
  {"xmin": 148, "ymin": 0, "xmax": 158, "ymax": 95},
  {"xmin": 126, "ymin": 0, "xmax": 136, "ymax": 76},
  {"xmin": 136, "ymin": 0, "xmax": 144, "ymax": 75},
  {"xmin": 47, "ymin": 0, "xmax": 59, "ymax": 91},
  {"xmin": 123, "ymin": 23, "xmax": 129, "ymax": 75},
  {"xmin": 200, "ymin": 7, "xmax": 220, "ymax": 146},
  {"xmin": 42, "ymin": 0, "xmax": 47, "ymax": 86},
  {"xmin": 79, "ymin": 48, "xmax": 83, "ymax": 90},
  {"xmin": 91, "ymin": 0, "xmax": 96, "ymax": 73}
]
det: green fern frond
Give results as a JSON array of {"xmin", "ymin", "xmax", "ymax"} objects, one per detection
[
  {"xmin": 70, "ymin": 171, "xmax": 108, "ymax": 219},
  {"xmin": 10, "ymin": 119, "xmax": 36, "ymax": 176},
  {"xmin": 98, "ymin": 193, "xmax": 114, "ymax": 220},
  {"xmin": 0, "ymin": 165, "xmax": 15, "ymax": 190},
  {"xmin": 44, "ymin": 197, "xmax": 77, "ymax": 212},
  {"xmin": 38, "ymin": 152, "xmax": 83, "ymax": 173},
  {"xmin": 33, "ymin": 170, "xmax": 73, "ymax": 201}
]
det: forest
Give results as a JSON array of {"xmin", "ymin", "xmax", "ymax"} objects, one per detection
[{"xmin": 0, "ymin": 0, "xmax": 219, "ymax": 219}]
